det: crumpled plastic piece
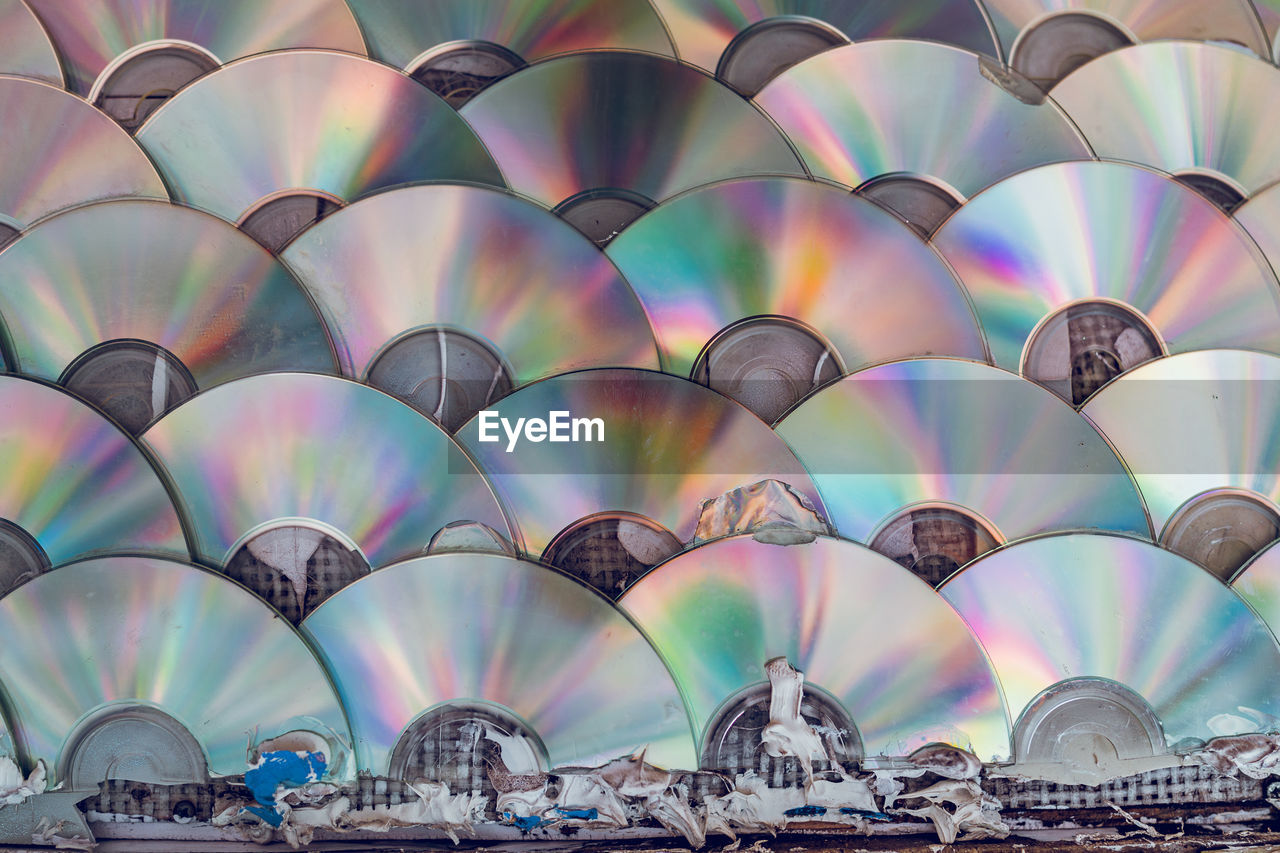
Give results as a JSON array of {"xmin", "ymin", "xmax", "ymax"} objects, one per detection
[
  {"xmin": 896, "ymin": 779, "xmax": 1009, "ymax": 844},
  {"xmin": 32, "ymin": 816, "xmax": 95, "ymax": 851},
  {"xmin": 341, "ymin": 780, "xmax": 485, "ymax": 842},
  {"xmin": 1193, "ymin": 733, "xmax": 1280, "ymax": 779},
  {"xmin": 705, "ymin": 771, "xmax": 778, "ymax": 841},
  {"xmin": 905, "ymin": 743, "xmax": 983, "ymax": 780},
  {"xmin": 694, "ymin": 480, "xmax": 829, "ymax": 545},
  {"xmin": 645, "ymin": 785, "xmax": 704, "ymax": 848},
  {"xmin": 590, "ymin": 750, "xmax": 673, "ymax": 799},
  {"xmin": 0, "ymin": 757, "xmax": 45, "ymax": 806},
  {"xmin": 243, "ymin": 749, "xmax": 327, "ymax": 826},
  {"xmin": 759, "ymin": 657, "xmax": 828, "ymax": 785},
  {"xmin": 557, "ymin": 773, "xmax": 628, "ymax": 827}
]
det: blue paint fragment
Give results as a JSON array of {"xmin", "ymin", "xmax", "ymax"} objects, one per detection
[
  {"xmin": 505, "ymin": 812, "xmax": 555, "ymax": 831},
  {"xmin": 785, "ymin": 805, "xmax": 827, "ymax": 817},
  {"xmin": 840, "ymin": 807, "xmax": 891, "ymax": 821},
  {"xmin": 554, "ymin": 807, "xmax": 599, "ymax": 821},
  {"xmin": 242, "ymin": 749, "xmax": 327, "ymax": 826}
]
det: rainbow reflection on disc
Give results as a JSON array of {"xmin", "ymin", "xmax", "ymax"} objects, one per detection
[
  {"xmin": 775, "ymin": 359, "xmax": 1152, "ymax": 543},
  {"xmin": 0, "ymin": 77, "xmax": 165, "ymax": 232},
  {"xmin": 135, "ymin": 50, "xmax": 505, "ymax": 225},
  {"xmin": 605, "ymin": 177, "xmax": 985, "ymax": 378},
  {"xmin": 1231, "ymin": 540, "xmax": 1280, "ymax": 634},
  {"xmin": 0, "ymin": 199, "xmax": 337, "ymax": 385},
  {"xmin": 755, "ymin": 40, "xmax": 1091, "ymax": 196},
  {"xmin": 280, "ymin": 183, "xmax": 658, "ymax": 381},
  {"xmin": 302, "ymin": 552, "xmax": 696, "ymax": 773},
  {"xmin": 0, "ymin": 0, "xmax": 62, "ymax": 85},
  {"xmin": 0, "ymin": 555, "xmax": 351, "ymax": 783},
  {"xmin": 0, "ymin": 376, "xmax": 187, "ymax": 567},
  {"xmin": 1052, "ymin": 41, "xmax": 1280, "ymax": 196},
  {"xmin": 459, "ymin": 51, "xmax": 805, "ymax": 210},
  {"xmin": 649, "ymin": 0, "xmax": 999, "ymax": 74},
  {"xmin": 940, "ymin": 533, "xmax": 1280, "ymax": 748},
  {"xmin": 25, "ymin": 0, "xmax": 366, "ymax": 96},
  {"xmin": 931, "ymin": 161, "xmax": 1280, "ymax": 376},
  {"xmin": 618, "ymin": 534, "xmax": 1011, "ymax": 761},
  {"xmin": 347, "ymin": 0, "xmax": 673, "ymax": 71},
  {"xmin": 1081, "ymin": 350, "xmax": 1280, "ymax": 537},
  {"xmin": 142, "ymin": 373, "xmax": 512, "ymax": 567},
  {"xmin": 454, "ymin": 369, "xmax": 825, "ymax": 557}
]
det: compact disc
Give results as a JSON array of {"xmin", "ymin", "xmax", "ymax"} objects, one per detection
[
  {"xmin": 347, "ymin": 0, "xmax": 674, "ymax": 102},
  {"xmin": 940, "ymin": 533, "xmax": 1280, "ymax": 752},
  {"xmin": 605, "ymin": 176, "xmax": 986, "ymax": 420},
  {"xmin": 135, "ymin": 50, "xmax": 505, "ymax": 241},
  {"xmin": 279, "ymin": 183, "xmax": 659, "ymax": 415},
  {"xmin": 754, "ymin": 40, "xmax": 1091, "ymax": 231},
  {"xmin": 1231, "ymin": 540, "xmax": 1280, "ymax": 627},
  {"xmin": 1081, "ymin": 350, "xmax": 1280, "ymax": 575},
  {"xmin": 141, "ymin": 372, "xmax": 513, "ymax": 569},
  {"xmin": 0, "ymin": 200, "xmax": 338, "ymax": 416},
  {"xmin": 617, "ymin": 534, "xmax": 1010, "ymax": 762},
  {"xmin": 0, "ymin": 0, "xmax": 62, "ymax": 85},
  {"xmin": 25, "ymin": 0, "xmax": 365, "ymax": 95},
  {"xmin": 301, "ymin": 552, "xmax": 696, "ymax": 774},
  {"xmin": 983, "ymin": 0, "xmax": 1268, "ymax": 89},
  {"xmin": 459, "ymin": 50, "xmax": 805, "ymax": 241},
  {"xmin": 0, "ymin": 376, "xmax": 187, "ymax": 579},
  {"xmin": 774, "ymin": 359, "xmax": 1152, "ymax": 547},
  {"xmin": 1052, "ymin": 41, "xmax": 1280, "ymax": 204},
  {"xmin": 931, "ymin": 161, "xmax": 1280, "ymax": 404},
  {"xmin": 0, "ymin": 77, "xmax": 166, "ymax": 237},
  {"xmin": 454, "ymin": 368, "xmax": 826, "ymax": 558},
  {"xmin": 1232, "ymin": 179, "xmax": 1280, "ymax": 274},
  {"xmin": 1254, "ymin": 0, "xmax": 1280, "ymax": 60},
  {"xmin": 0, "ymin": 555, "xmax": 351, "ymax": 785}
]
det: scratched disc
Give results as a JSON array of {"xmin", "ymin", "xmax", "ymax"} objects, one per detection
[
  {"xmin": 775, "ymin": 359, "xmax": 1152, "ymax": 544},
  {"xmin": 0, "ymin": 376, "xmax": 187, "ymax": 578},
  {"xmin": 931, "ymin": 161, "xmax": 1280, "ymax": 400},
  {"xmin": 135, "ymin": 50, "xmax": 505, "ymax": 231},
  {"xmin": 0, "ymin": 0, "xmax": 62, "ymax": 85},
  {"xmin": 649, "ymin": 0, "xmax": 998, "ymax": 81},
  {"xmin": 0, "ymin": 555, "xmax": 352, "ymax": 785},
  {"xmin": 142, "ymin": 372, "xmax": 512, "ymax": 569},
  {"xmin": 1081, "ymin": 350, "xmax": 1280, "ymax": 554},
  {"xmin": 618, "ymin": 534, "xmax": 1011, "ymax": 761},
  {"xmin": 0, "ymin": 200, "xmax": 337, "ymax": 398},
  {"xmin": 301, "ymin": 551, "xmax": 697, "ymax": 774},
  {"xmin": 983, "ymin": 0, "xmax": 1268, "ymax": 88},
  {"xmin": 459, "ymin": 51, "xmax": 805, "ymax": 224},
  {"xmin": 0, "ymin": 77, "xmax": 166, "ymax": 236},
  {"xmin": 25, "ymin": 0, "xmax": 365, "ymax": 96},
  {"xmin": 605, "ymin": 177, "xmax": 986, "ymax": 398},
  {"xmin": 941, "ymin": 533, "xmax": 1280, "ymax": 750},
  {"xmin": 1052, "ymin": 42, "xmax": 1280, "ymax": 202},
  {"xmin": 346, "ymin": 0, "xmax": 674, "ymax": 73},
  {"xmin": 279, "ymin": 183, "xmax": 659, "ymax": 390},
  {"xmin": 454, "ymin": 368, "xmax": 826, "ymax": 558},
  {"xmin": 754, "ymin": 40, "xmax": 1091, "ymax": 203}
]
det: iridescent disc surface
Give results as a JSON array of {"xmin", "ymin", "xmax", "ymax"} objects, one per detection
[
  {"xmin": 940, "ymin": 533, "xmax": 1280, "ymax": 746},
  {"xmin": 754, "ymin": 40, "xmax": 1092, "ymax": 197},
  {"xmin": 1253, "ymin": 0, "xmax": 1280, "ymax": 60},
  {"xmin": 302, "ymin": 552, "xmax": 696, "ymax": 773},
  {"xmin": 931, "ymin": 161, "xmax": 1280, "ymax": 373},
  {"xmin": 459, "ymin": 51, "xmax": 805, "ymax": 209},
  {"xmin": 649, "ymin": 0, "xmax": 999, "ymax": 72},
  {"xmin": 135, "ymin": 51, "xmax": 505, "ymax": 224},
  {"xmin": 1081, "ymin": 350, "xmax": 1280, "ymax": 536},
  {"xmin": 983, "ymin": 0, "xmax": 1269, "ymax": 64},
  {"xmin": 0, "ymin": 556, "xmax": 351, "ymax": 783},
  {"xmin": 0, "ymin": 377, "xmax": 186, "ymax": 566},
  {"xmin": 0, "ymin": 0, "xmax": 62, "ymax": 84},
  {"xmin": 1052, "ymin": 42, "xmax": 1280, "ymax": 194},
  {"xmin": 1233, "ymin": 180, "xmax": 1280, "ymax": 275},
  {"xmin": 1231, "ymin": 540, "xmax": 1280, "ymax": 630},
  {"xmin": 618, "ymin": 535, "xmax": 1011, "ymax": 761},
  {"xmin": 454, "ymin": 369, "xmax": 825, "ymax": 557},
  {"xmin": 774, "ymin": 359, "xmax": 1152, "ymax": 543},
  {"xmin": 142, "ymin": 373, "xmax": 512, "ymax": 567},
  {"xmin": 280, "ymin": 184, "xmax": 657, "ymax": 380},
  {"xmin": 0, "ymin": 77, "xmax": 165, "ymax": 231},
  {"xmin": 347, "ymin": 0, "xmax": 674, "ymax": 69},
  {"xmin": 25, "ymin": 0, "xmax": 366, "ymax": 96},
  {"xmin": 0, "ymin": 200, "xmax": 337, "ymax": 385},
  {"xmin": 606, "ymin": 177, "xmax": 986, "ymax": 378}
]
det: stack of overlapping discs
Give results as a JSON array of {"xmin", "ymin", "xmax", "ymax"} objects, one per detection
[{"xmin": 5, "ymin": 1, "xmax": 1280, "ymax": 849}]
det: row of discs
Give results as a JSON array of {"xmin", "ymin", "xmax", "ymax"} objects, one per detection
[{"xmin": 2, "ymin": 0, "xmax": 1280, "ymax": 820}]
